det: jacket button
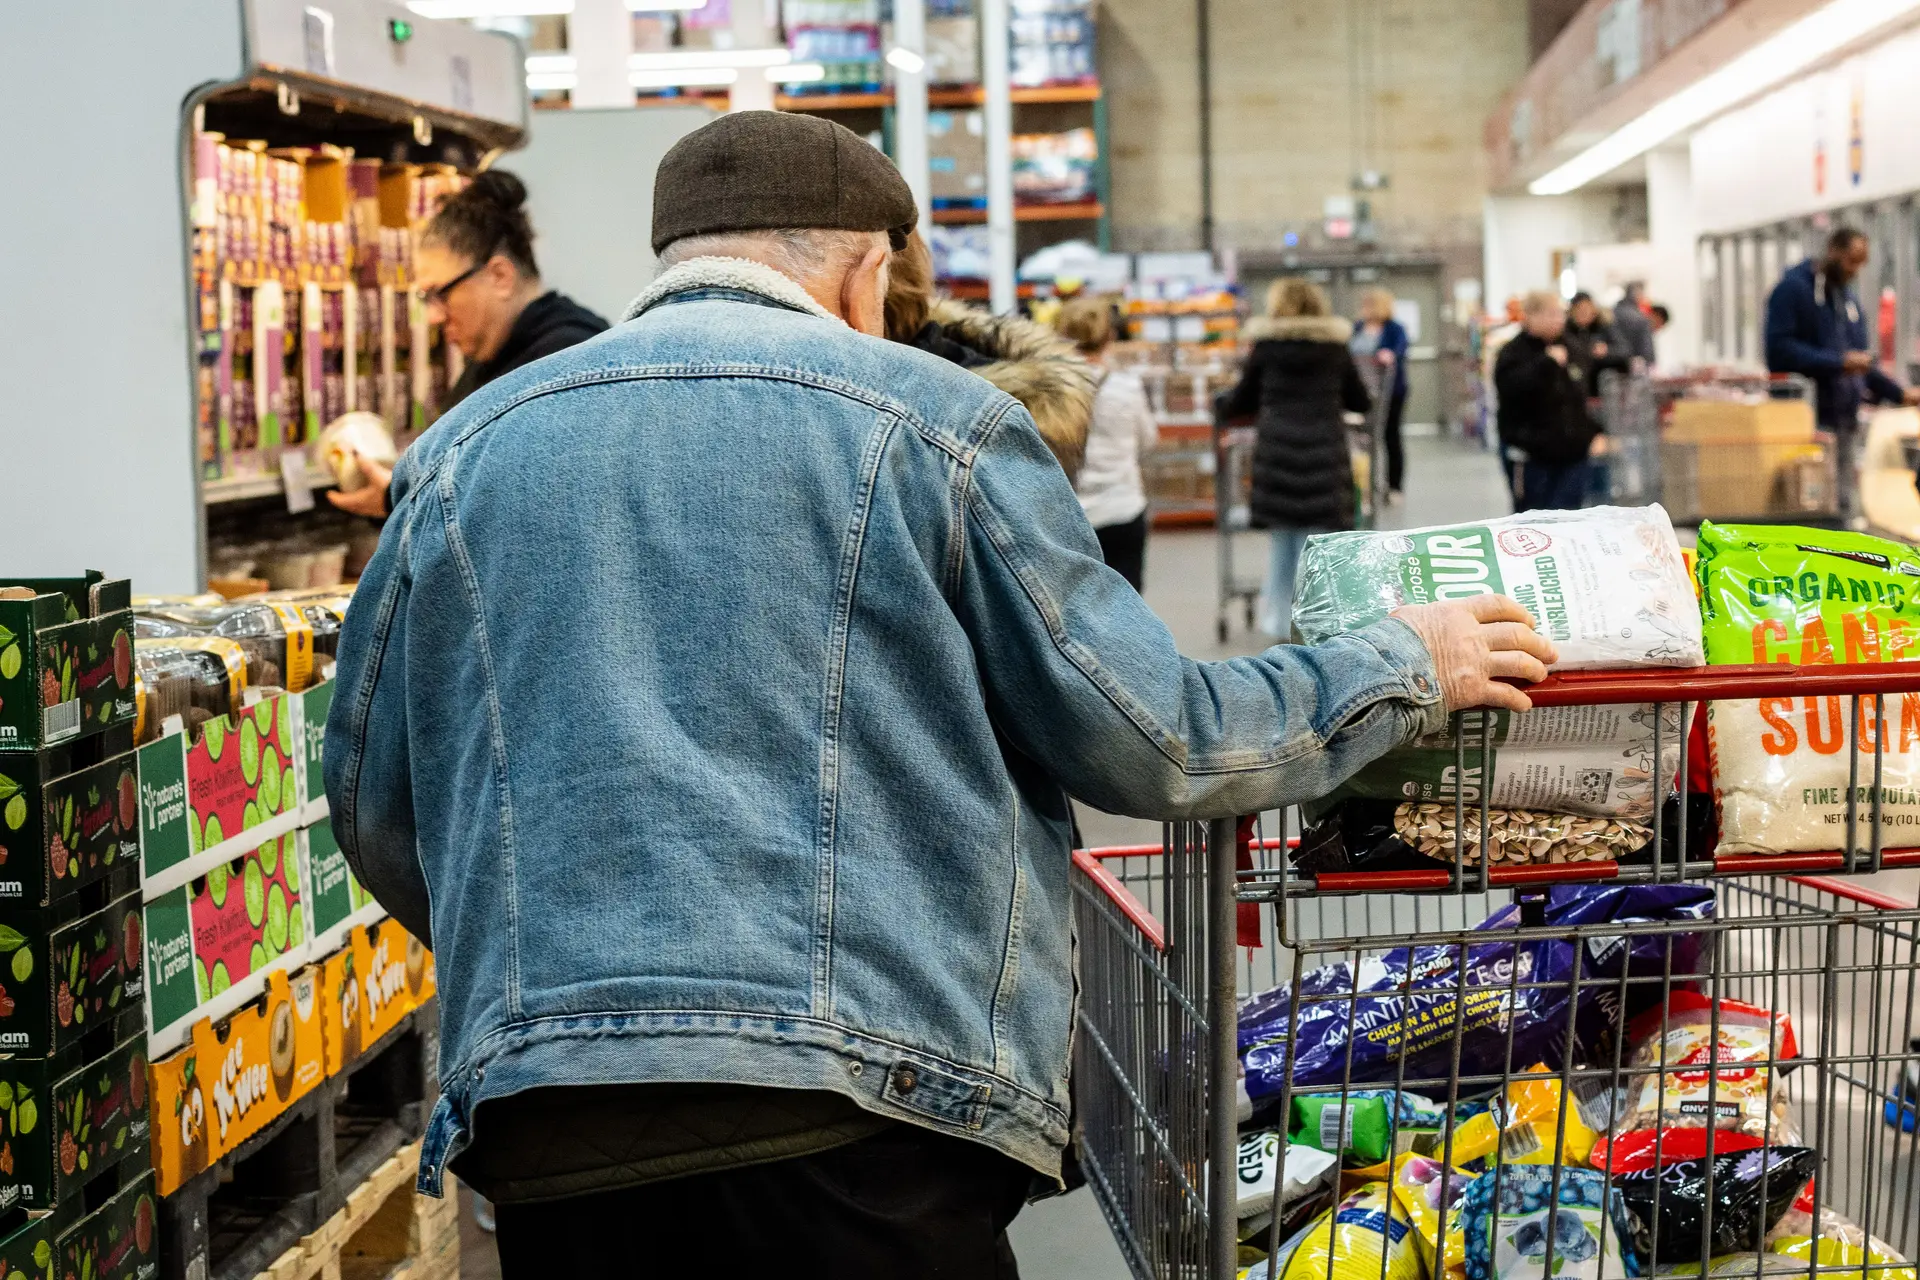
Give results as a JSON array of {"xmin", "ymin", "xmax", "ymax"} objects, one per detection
[
  {"xmin": 894, "ymin": 1066, "xmax": 918, "ymax": 1095},
  {"xmin": 1413, "ymin": 675, "xmax": 1432, "ymax": 694}
]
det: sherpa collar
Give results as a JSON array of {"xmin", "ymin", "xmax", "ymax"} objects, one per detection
[
  {"xmin": 1244, "ymin": 314, "xmax": 1354, "ymax": 344},
  {"xmin": 622, "ymin": 256, "xmax": 841, "ymax": 325}
]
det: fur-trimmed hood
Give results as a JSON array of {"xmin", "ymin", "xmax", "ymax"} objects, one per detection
[
  {"xmin": 929, "ymin": 298, "xmax": 1096, "ymax": 479},
  {"xmin": 1244, "ymin": 314, "xmax": 1354, "ymax": 345}
]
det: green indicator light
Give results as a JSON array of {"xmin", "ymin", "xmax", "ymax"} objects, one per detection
[{"xmin": 389, "ymin": 18, "xmax": 414, "ymax": 42}]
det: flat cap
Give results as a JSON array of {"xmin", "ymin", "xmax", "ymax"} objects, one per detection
[{"xmin": 651, "ymin": 110, "xmax": 918, "ymax": 255}]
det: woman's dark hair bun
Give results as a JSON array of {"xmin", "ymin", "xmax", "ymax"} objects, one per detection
[
  {"xmin": 467, "ymin": 169, "xmax": 528, "ymax": 212},
  {"xmin": 424, "ymin": 168, "xmax": 538, "ymax": 277}
]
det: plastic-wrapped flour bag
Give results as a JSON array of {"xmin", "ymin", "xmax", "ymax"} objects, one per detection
[
  {"xmin": 1697, "ymin": 522, "xmax": 1920, "ymax": 854},
  {"xmin": 1292, "ymin": 506, "xmax": 1703, "ymax": 671}
]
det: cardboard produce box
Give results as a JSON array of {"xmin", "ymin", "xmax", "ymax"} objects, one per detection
[
  {"xmin": 1666, "ymin": 396, "xmax": 1815, "ymax": 443},
  {"xmin": 54, "ymin": 1168, "xmax": 158, "ymax": 1280},
  {"xmin": 143, "ymin": 828, "xmax": 307, "ymax": 1050},
  {"xmin": 0, "ymin": 730, "xmax": 141, "ymax": 909},
  {"xmin": 927, "ymin": 16, "xmax": 979, "ymax": 84},
  {"xmin": 138, "ymin": 691, "xmax": 304, "ymax": 890},
  {"xmin": 147, "ymin": 965, "xmax": 324, "ymax": 1194},
  {"xmin": 319, "ymin": 918, "xmax": 432, "ymax": 1078},
  {"xmin": 0, "ymin": 1029, "xmax": 150, "ymax": 1213},
  {"xmin": 0, "ymin": 876, "xmax": 143, "ymax": 1060},
  {"xmin": 0, "ymin": 576, "xmax": 136, "ymax": 753},
  {"xmin": 303, "ymin": 817, "xmax": 383, "ymax": 958}
]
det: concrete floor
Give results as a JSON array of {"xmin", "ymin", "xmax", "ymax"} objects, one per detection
[{"xmin": 451, "ymin": 432, "xmax": 1524, "ymax": 1278}]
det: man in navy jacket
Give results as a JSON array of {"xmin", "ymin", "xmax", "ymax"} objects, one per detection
[
  {"xmin": 1765, "ymin": 227, "xmax": 1914, "ymax": 426},
  {"xmin": 1765, "ymin": 227, "xmax": 1916, "ymax": 515}
]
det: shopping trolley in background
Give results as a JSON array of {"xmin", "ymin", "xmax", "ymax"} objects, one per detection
[
  {"xmin": 1210, "ymin": 376, "xmax": 1389, "ymax": 646},
  {"xmin": 1652, "ymin": 371, "xmax": 1833, "ymax": 525},
  {"xmin": 1072, "ymin": 661, "xmax": 1920, "ymax": 1280}
]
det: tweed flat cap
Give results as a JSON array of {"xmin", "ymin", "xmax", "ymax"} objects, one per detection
[{"xmin": 650, "ymin": 110, "xmax": 918, "ymax": 255}]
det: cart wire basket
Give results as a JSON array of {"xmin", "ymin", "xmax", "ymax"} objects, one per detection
[{"xmin": 1072, "ymin": 663, "xmax": 1920, "ymax": 1280}]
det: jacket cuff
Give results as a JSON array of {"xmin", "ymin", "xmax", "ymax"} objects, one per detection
[{"xmin": 1357, "ymin": 616, "xmax": 1448, "ymax": 738}]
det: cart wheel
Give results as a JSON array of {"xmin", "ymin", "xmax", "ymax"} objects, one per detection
[{"xmin": 1217, "ymin": 618, "xmax": 1230, "ymax": 644}]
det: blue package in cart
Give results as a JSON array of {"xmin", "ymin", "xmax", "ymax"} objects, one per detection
[
  {"xmin": 1238, "ymin": 885, "xmax": 1713, "ymax": 1104},
  {"xmin": 1460, "ymin": 1166, "xmax": 1641, "ymax": 1280}
]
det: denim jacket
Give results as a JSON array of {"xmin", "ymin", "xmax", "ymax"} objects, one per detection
[{"xmin": 324, "ymin": 257, "xmax": 1445, "ymax": 1195}]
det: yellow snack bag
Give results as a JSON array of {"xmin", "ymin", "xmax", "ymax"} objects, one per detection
[
  {"xmin": 1450, "ymin": 1067, "xmax": 1599, "ymax": 1168},
  {"xmin": 1279, "ymin": 1183, "xmax": 1422, "ymax": 1280},
  {"xmin": 1387, "ymin": 1154, "xmax": 1476, "ymax": 1280}
]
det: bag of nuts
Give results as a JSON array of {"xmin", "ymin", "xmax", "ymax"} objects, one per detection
[{"xmin": 1295, "ymin": 796, "xmax": 1716, "ymax": 874}]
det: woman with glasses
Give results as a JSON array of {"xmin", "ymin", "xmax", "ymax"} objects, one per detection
[{"xmin": 329, "ymin": 170, "xmax": 608, "ymax": 518}]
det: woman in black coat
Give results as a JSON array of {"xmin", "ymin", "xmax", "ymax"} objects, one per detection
[{"xmin": 1218, "ymin": 277, "xmax": 1371, "ymax": 639}]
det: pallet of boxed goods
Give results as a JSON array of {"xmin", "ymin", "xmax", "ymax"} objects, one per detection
[
  {"xmin": 151, "ymin": 990, "xmax": 438, "ymax": 1280},
  {"xmin": 256, "ymin": 1141, "xmax": 458, "ymax": 1280}
]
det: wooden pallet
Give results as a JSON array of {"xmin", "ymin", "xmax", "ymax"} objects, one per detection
[{"xmin": 259, "ymin": 1141, "xmax": 460, "ymax": 1280}]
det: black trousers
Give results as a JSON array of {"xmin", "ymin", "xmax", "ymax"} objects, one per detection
[
  {"xmin": 1094, "ymin": 512, "xmax": 1148, "ymax": 591},
  {"xmin": 493, "ymin": 1125, "xmax": 1030, "ymax": 1277},
  {"xmin": 1383, "ymin": 392, "xmax": 1407, "ymax": 493}
]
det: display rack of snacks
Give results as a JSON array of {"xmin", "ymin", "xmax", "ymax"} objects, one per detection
[{"xmin": 0, "ymin": 572, "xmax": 156, "ymax": 1280}]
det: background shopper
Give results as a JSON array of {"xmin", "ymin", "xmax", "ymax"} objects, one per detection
[
  {"xmin": 1351, "ymin": 287, "xmax": 1409, "ymax": 502},
  {"xmin": 1219, "ymin": 278, "xmax": 1371, "ymax": 639},
  {"xmin": 1495, "ymin": 290, "xmax": 1596, "ymax": 512},
  {"xmin": 328, "ymin": 170, "xmax": 608, "ymax": 519},
  {"xmin": 1563, "ymin": 292, "xmax": 1629, "ymax": 395},
  {"xmin": 1056, "ymin": 295, "xmax": 1157, "ymax": 590},
  {"xmin": 328, "ymin": 110, "xmax": 1554, "ymax": 1277},
  {"xmin": 1764, "ymin": 226, "xmax": 1920, "ymax": 518},
  {"xmin": 1610, "ymin": 282, "xmax": 1657, "ymax": 367},
  {"xmin": 884, "ymin": 228, "xmax": 1093, "ymax": 479}
]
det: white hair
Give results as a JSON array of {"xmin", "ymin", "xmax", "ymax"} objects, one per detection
[{"xmin": 657, "ymin": 227, "xmax": 884, "ymax": 279}]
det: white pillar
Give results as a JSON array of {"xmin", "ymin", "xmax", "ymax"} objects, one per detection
[
  {"xmin": 1646, "ymin": 146, "xmax": 1700, "ymax": 369},
  {"xmin": 981, "ymin": 0, "xmax": 1015, "ymax": 313},
  {"xmin": 570, "ymin": 0, "xmax": 634, "ymax": 109},
  {"xmin": 728, "ymin": 0, "xmax": 776, "ymax": 113},
  {"xmin": 893, "ymin": 0, "xmax": 932, "ymax": 237}
]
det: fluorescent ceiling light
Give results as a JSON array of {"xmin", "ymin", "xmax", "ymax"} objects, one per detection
[
  {"xmin": 1530, "ymin": 0, "xmax": 1920, "ymax": 195},
  {"xmin": 629, "ymin": 67, "xmax": 740, "ymax": 88},
  {"xmin": 524, "ymin": 54, "xmax": 577, "ymax": 73},
  {"xmin": 766, "ymin": 62, "xmax": 827, "ymax": 83},
  {"xmin": 408, "ymin": 0, "xmax": 572, "ymax": 17},
  {"xmin": 629, "ymin": 48, "xmax": 791, "ymax": 69},
  {"xmin": 627, "ymin": 0, "xmax": 709, "ymax": 8},
  {"xmin": 525, "ymin": 71, "xmax": 578, "ymax": 91},
  {"xmin": 885, "ymin": 47, "xmax": 926, "ymax": 74}
]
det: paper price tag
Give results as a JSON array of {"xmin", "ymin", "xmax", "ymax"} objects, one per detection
[{"xmin": 282, "ymin": 446, "xmax": 316, "ymax": 514}]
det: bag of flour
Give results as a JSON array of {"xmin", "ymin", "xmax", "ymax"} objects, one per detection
[
  {"xmin": 1699, "ymin": 522, "xmax": 1920, "ymax": 854},
  {"xmin": 1292, "ymin": 506, "xmax": 1704, "ymax": 671},
  {"xmin": 1329, "ymin": 703, "xmax": 1688, "ymax": 820}
]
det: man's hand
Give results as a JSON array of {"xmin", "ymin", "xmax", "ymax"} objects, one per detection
[
  {"xmin": 1391, "ymin": 595, "xmax": 1558, "ymax": 714},
  {"xmin": 326, "ymin": 452, "xmax": 393, "ymax": 519},
  {"xmin": 1843, "ymin": 350, "xmax": 1875, "ymax": 374},
  {"xmin": 1592, "ymin": 341, "xmax": 1609, "ymax": 357},
  {"xmin": 1546, "ymin": 345, "xmax": 1569, "ymax": 366}
]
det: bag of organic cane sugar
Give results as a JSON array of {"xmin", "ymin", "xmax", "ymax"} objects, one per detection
[
  {"xmin": 1291, "ymin": 506, "xmax": 1704, "ymax": 670},
  {"xmin": 1698, "ymin": 522, "xmax": 1920, "ymax": 854}
]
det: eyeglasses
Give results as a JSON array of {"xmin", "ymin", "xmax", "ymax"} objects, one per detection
[{"xmin": 414, "ymin": 258, "xmax": 487, "ymax": 308}]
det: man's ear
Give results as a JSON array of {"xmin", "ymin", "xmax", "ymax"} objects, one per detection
[{"xmin": 843, "ymin": 243, "xmax": 891, "ymax": 337}]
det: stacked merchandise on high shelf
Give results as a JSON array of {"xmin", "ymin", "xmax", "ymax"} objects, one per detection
[
  {"xmin": 1008, "ymin": 0, "xmax": 1095, "ymax": 87},
  {"xmin": 783, "ymin": 0, "xmax": 885, "ymax": 95},
  {"xmin": 125, "ymin": 589, "xmax": 450, "ymax": 1279},
  {"xmin": 191, "ymin": 132, "xmax": 467, "ymax": 492},
  {"xmin": 1107, "ymin": 263, "xmax": 1243, "ymax": 526},
  {"xmin": 0, "ymin": 572, "xmax": 158, "ymax": 1280}
]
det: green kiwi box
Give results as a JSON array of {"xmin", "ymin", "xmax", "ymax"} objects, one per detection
[
  {"xmin": 138, "ymin": 693, "xmax": 302, "ymax": 889},
  {"xmin": 54, "ymin": 1168, "xmax": 157, "ymax": 1280},
  {"xmin": 0, "ymin": 1030, "xmax": 150, "ymax": 1213},
  {"xmin": 143, "ymin": 830, "xmax": 306, "ymax": 1053},
  {"xmin": 301, "ymin": 817, "xmax": 381, "ymax": 956},
  {"xmin": 0, "ymin": 1210, "xmax": 53, "ymax": 1280},
  {"xmin": 0, "ymin": 734, "xmax": 142, "ymax": 911},
  {"xmin": 0, "ymin": 575, "xmax": 136, "ymax": 754},
  {"xmin": 292, "ymin": 677, "xmax": 332, "ymax": 819},
  {"xmin": 0, "ymin": 881, "xmax": 143, "ymax": 1060}
]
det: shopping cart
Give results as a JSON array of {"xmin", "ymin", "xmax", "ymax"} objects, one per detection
[
  {"xmin": 1649, "ymin": 372, "xmax": 1834, "ymax": 525},
  {"xmin": 1073, "ymin": 662, "xmax": 1920, "ymax": 1280},
  {"xmin": 1601, "ymin": 369, "xmax": 1661, "ymax": 507}
]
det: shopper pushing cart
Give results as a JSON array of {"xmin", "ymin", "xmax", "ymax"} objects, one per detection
[{"xmin": 326, "ymin": 110, "xmax": 1554, "ymax": 1276}]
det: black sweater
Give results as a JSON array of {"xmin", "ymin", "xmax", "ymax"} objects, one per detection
[{"xmin": 446, "ymin": 290, "xmax": 610, "ymax": 409}]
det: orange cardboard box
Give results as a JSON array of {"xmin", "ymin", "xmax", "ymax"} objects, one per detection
[
  {"xmin": 147, "ymin": 965, "xmax": 325, "ymax": 1194},
  {"xmin": 319, "ymin": 919, "xmax": 434, "ymax": 1077}
]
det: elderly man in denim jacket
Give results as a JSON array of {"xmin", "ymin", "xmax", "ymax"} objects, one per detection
[{"xmin": 326, "ymin": 112, "xmax": 1554, "ymax": 1275}]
